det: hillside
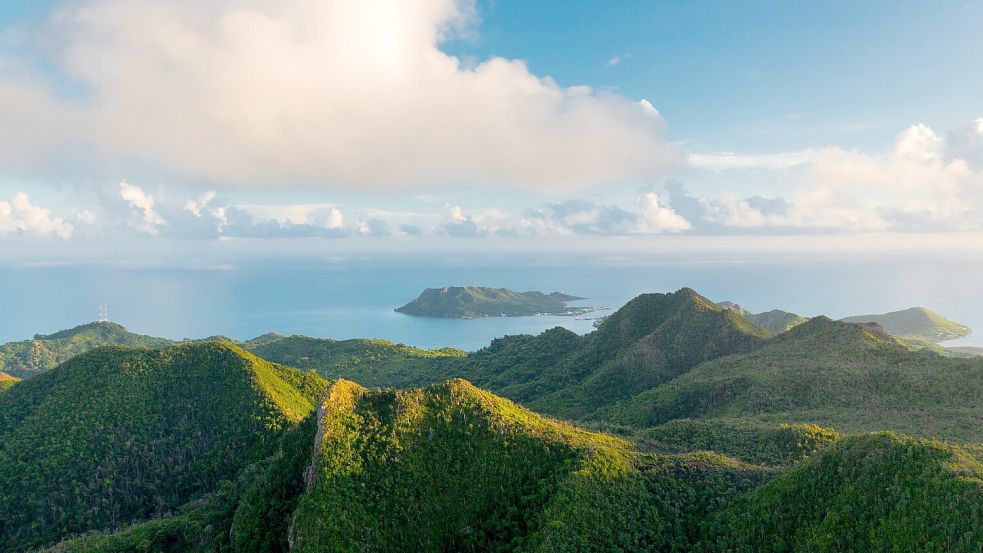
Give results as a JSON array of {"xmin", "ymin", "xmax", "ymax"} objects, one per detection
[
  {"xmin": 0, "ymin": 341, "xmax": 328, "ymax": 551},
  {"xmin": 243, "ymin": 335, "xmax": 465, "ymax": 388},
  {"xmin": 841, "ymin": 306, "xmax": 971, "ymax": 344},
  {"xmin": 718, "ymin": 301, "xmax": 808, "ymax": 334},
  {"xmin": 438, "ymin": 288, "xmax": 771, "ymax": 419},
  {"xmin": 395, "ymin": 285, "xmax": 591, "ymax": 318},
  {"xmin": 635, "ymin": 418, "xmax": 841, "ymax": 468},
  {"xmin": 0, "ymin": 371, "xmax": 18, "ymax": 391},
  {"xmin": 289, "ymin": 379, "xmax": 765, "ymax": 551},
  {"xmin": 0, "ymin": 321, "xmax": 175, "ymax": 379},
  {"xmin": 701, "ymin": 433, "xmax": 983, "ymax": 551},
  {"xmin": 601, "ymin": 317, "xmax": 983, "ymax": 442}
]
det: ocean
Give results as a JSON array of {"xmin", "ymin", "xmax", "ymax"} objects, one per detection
[{"xmin": 1, "ymin": 255, "xmax": 981, "ymax": 350}]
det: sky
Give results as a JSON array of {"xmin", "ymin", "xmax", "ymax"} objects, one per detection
[{"xmin": 0, "ymin": 0, "xmax": 982, "ymax": 264}]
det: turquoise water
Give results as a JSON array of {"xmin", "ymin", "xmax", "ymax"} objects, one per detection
[{"xmin": 1, "ymin": 257, "xmax": 980, "ymax": 350}]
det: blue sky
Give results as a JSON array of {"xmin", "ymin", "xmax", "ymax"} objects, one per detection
[
  {"xmin": 0, "ymin": 0, "xmax": 981, "ymax": 261},
  {"xmin": 444, "ymin": 0, "xmax": 983, "ymax": 151}
]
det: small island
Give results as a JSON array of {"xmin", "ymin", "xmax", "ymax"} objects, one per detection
[{"xmin": 396, "ymin": 286, "xmax": 597, "ymax": 319}]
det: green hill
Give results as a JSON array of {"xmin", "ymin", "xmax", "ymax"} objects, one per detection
[
  {"xmin": 0, "ymin": 341, "xmax": 327, "ymax": 551},
  {"xmin": 243, "ymin": 335, "xmax": 465, "ymax": 388},
  {"xmin": 718, "ymin": 301, "xmax": 808, "ymax": 334},
  {"xmin": 601, "ymin": 317, "xmax": 983, "ymax": 442},
  {"xmin": 395, "ymin": 285, "xmax": 591, "ymax": 318},
  {"xmin": 289, "ymin": 379, "xmax": 765, "ymax": 552},
  {"xmin": 700, "ymin": 433, "xmax": 983, "ymax": 552},
  {"xmin": 0, "ymin": 321, "xmax": 175, "ymax": 379},
  {"xmin": 437, "ymin": 288, "xmax": 771, "ymax": 420},
  {"xmin": 841, "ymin": 306, "xmax": 971, "ymax": 344},
  {"xmin": 635, "ymin": 418, "xmax": 840, "ymax": 468}
]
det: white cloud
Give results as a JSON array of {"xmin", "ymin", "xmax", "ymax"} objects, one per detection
[
  {"xmin": 0, "ymin": 0, "xmax": 680, "ymax": 191},
  {"xmin": 239, "ymin": 203, "xmax": 344, "ymax": 229},
  {"xmin": 633, "ymin": 192, "xmax": 691, "ymax": 233},
  {"xmin": 184, "ymin": 191, "xmax": 216, "ymax": 217},
  {"xmin": 0, "ymin": 193, "xmax": 74, "ymax": 239},
  {"xmin": 119, "ymin": 181, "xmax": 166, "ymax": 234}
]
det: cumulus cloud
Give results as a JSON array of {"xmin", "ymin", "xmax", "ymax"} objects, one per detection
[
  {"xmin": 442, "ymin": 206, "xmax": 490, "ymax": 237},
  {"xmin": 633, "ymin": 192, "xmax": 691, "ymax": 233},
  {"xmin": 0, "ymin": 193, "xmax": 74, "ymax": 239},
  {"xmin": 521, "ymin": 195, "xmax": 689, "ymax": 236},
  {"xmin": 119, "ymin": 181, "xmax": 166, "ymax": 234},
  {"xmin": 0, "ymin": 0, "xmax": 680, "ymax": 190}
]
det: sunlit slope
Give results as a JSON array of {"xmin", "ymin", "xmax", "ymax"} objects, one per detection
[
  {"xmin": 602, "ymin": 317, "xmax": 983, "ymax": 441},
  {"xmin": 289, "ymin": 379, "xmax": 765, "ymax": 552},
  {"xmin": 841, "ymin": 306, "xmax": 971, "ymax": 344},
  {"xmin": 0, "ymin": 321, "xmax": 175, "ymax": 379},
  {"xmin": 700, "ymin": 433, "xmax": 983, "ymax": 552},
  {"xmin": 244, "ymin": 335, "xmax": 465, "ymax": 388},
  {"xmin": 0, "ymin": 342, "xmax": 327, "ymax": 551}
]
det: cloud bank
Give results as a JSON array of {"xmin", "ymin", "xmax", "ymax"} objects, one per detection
[{"xmin": 0, "ymin": 0, "xmax": 679, "ymax": 191}]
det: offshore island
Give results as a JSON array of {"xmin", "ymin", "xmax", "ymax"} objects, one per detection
[{"xmin": 395, "ymin": 285, "xmax": 600, "ymax": 318}]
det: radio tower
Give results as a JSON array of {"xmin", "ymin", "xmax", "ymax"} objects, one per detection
[{"xmin": 97, "ymin": 305, "xmax": 109, "ymax": 323}]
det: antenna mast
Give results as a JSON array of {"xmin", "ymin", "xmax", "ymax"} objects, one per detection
[{"xmin": 97, "ymin": 305, "xmax": 109, "ymax": 323}]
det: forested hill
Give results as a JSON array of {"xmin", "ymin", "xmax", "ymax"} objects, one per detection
[
  {"xmin": 1, "ymin": 333, "xmax": 980, "ymax": 551},
  {"xmin": 395, "ymin": 285, "xmax": 589, "ymax": 318},
  {"xmin": 287, "ymin": 378, "xmax": 767, "ymax": 551},
  {"xmin": 426, "ymin": 287, "xmax": 772, "ymax": 419},
  {"xmin": 601, "ymin": 316, "xmax": 983, "ymax": 442},
  {"xmin": 0, "ymin": 321, "xmax": 174, "ymax": 379},
  {"xmin": 0, "ymin": 341, "xmax": 327, "ymax": 551}
]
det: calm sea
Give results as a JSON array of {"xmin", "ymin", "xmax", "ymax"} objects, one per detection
[{"xmin": 1, "ymin": 256, "xmax": 981, "ymax": 350}]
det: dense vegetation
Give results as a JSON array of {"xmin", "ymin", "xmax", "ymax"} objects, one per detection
[
  {"xmin": 841, "ymin": 306, "xmax": 972, "ymax": 344},
  {"xmin": 600, "ymin": 317, "xmax": 983, "ymax": 443},
  {"xmin": 0, "ymin": 342, "xmax": 326, "ymax": 551},
  {"xmin": 396, "ymin": 285, "xmax": 590, "ymax": 318},
  {"xmin": 431, "ymin": 288, "xmax": 771, "ymax": 420},
  {"xmin": 290, "ymin": 379, "xmax": 765, "ymax": 552},
  {"xmin": 700, "ymin": 433, "xmax": 983, "ymax": 552},
  {"xmin": 0, "ymin": 321, "xmax": 174, "ymax": 378},
  {"xmin": 243, "ymin": 335, "xmax": 465, "ymax": 388},
  {"xmin": 634, "ymin": 418, "xmax": 840, "ymax": 468}
]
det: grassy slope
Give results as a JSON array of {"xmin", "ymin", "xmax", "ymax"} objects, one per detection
[
  {"xmin": 244, "ymin": 335, "xmax": 464, "ymax": 388},
  {"xmin": 289, "ymin": 379, "xmax": 765, "ymax": 552},
  {"xmin": 700, "ymin": 433, "xmax": 983, "ymax": 552},
  {"xmin": 396, "ymin": 285, "xmax": 585, "ymax": 318},
  {"xmin": 0, "ymin": 322, "xmax": 175, "ymax": 379},
  {"xmin": 0, "ymin": 371, "xmax": 18, "ymax": 392},
  {"xmin": 0, "ymin": 342, "xmax": 327, "ymax": 551},
  {"xmin": 601, "ymin": 317, "xmax": 983, "ymax": 442},
  {"xmin": 841, "ymin": 306, "xmax": 971, "ymax": 343}
]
